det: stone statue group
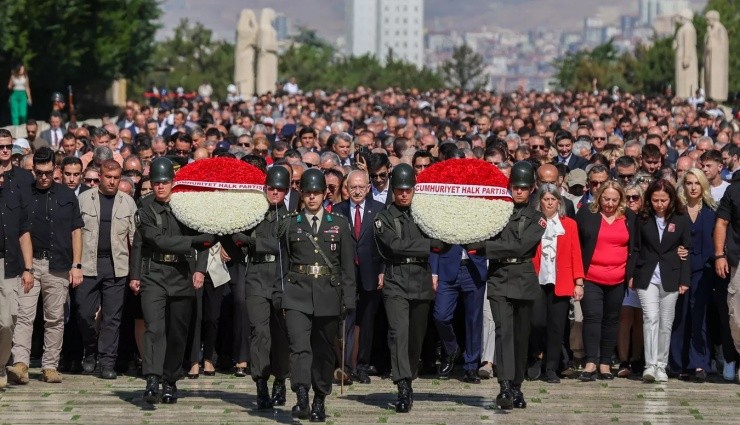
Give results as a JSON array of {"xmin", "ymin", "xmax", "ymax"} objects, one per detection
[
  {"xmin": 235, "ymin": 8, "xmax": 279, "ymax": 99},
  {"xmin": 674, "ymin": 9, "xmax": 729, "ymax": 102}
]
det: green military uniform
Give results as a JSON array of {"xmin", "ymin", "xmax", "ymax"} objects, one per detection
[
  {"xmin": 480, "ymin": 161, "xmax": 545, "ymax": 410},
  {"xmin": 135, "ymin": 157, "xmax": 210, "ymax": 404},
  {"xmin": 277, "ymin": 168, "xmax": 356, "ymax": 422},
  {"xmin": 373, "ymin": 163, "xmax": 435, "ymax": 413}
]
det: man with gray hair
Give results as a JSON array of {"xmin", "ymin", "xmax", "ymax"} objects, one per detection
[
  {"xmin": 319, "ymin": 151, "xmax": 342, "ymax": 172},
  {"xmin": 332, "ymin": 132, "xmax": 353, "ymax": 167},
  {"xmin": 92, "ymin": 146, "xmax": 114, "ymax": 169}
]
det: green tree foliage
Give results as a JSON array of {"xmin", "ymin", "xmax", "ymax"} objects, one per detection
[
  {"xmin": 132, "ymin": 19, "xmax": 235, "ymax": 98},
  {"xmin": 438, "ymin": 44, "xmax": 488, "ymax": 90},
  {"xmin": 553, "ymin": 39, "xmax": 632, "ymax": 92},
  {"xmin": 0, "ymin": 0, "xmax": 160, "ymax": 117}
]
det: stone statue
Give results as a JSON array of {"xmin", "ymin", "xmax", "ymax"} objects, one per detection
[
  {"xmin": 673, "ymin": 9, "xmax": 699, "ymax": 100},
  {"xmin": 703, "ymin": 10, "xmax": 729, "ymax": 102},
  {"xmin": 234, "ymin": 9, "xmax": 259, "ymax": 99},
  {"xmin": 256, "ymin": 8, "xmax": 279, "ymax": 95}
]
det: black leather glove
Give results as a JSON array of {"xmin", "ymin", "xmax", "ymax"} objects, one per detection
[
  {"xmin": 463, "ymin": 241, "xmax": 486, "ymax": 255},
  {"xmin": 430, "ymin": 238, "xmax": 449, "ymax": 252},
  {"xmin": 191, "ymin": 233, "xmax": 216, "ymax": 246},
  {"xmin": 232, "ymin": 232, "xmax": 256, "ymax": 248}
]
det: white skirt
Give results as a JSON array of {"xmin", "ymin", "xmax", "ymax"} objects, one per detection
[{"xmin": 622, "ymin": 287, "xmax": 642, "ymax": 308}]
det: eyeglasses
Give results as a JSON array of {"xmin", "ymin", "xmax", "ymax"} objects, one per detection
[
  {"xmin": 370, "ymin": 172, "xmax": 389, "ymax": 179},
  {"xmin": 530, "ymin": 145, "xmax": 546, "ymax": 150},
  {"xmin": 0, "ymin": 144, "xmax": 13, "ymax": 151},
  {"xmin": 124, "ymin": 170, "xmax": 143, "ymax": 177},
  {"xmin": 291, "ymin": 179, "xmax": 301, "ymax": 186},
  {"xmin": 85, "ymin": 178, "xmax": 100, "ymax": 184},
  {"xmin": 237, "ymin": 143, "xmax": 251, "ymax": 147},
  {"xmin": 174, "ymin": 149, "xmax": 190, "ymax": 156},
  {"xmin": 305, "ymin": 163, "xmax": 318, "ymax": 168},
  {"xmin": 327, "ymin": 184, "xmax": 338, "ymax": 192},
  {"xmin": 589, "ymin": 180, "xmax": 606, "ymax": 187},
  {"xmin": 617, "ymin": 173, "xmax": 634, "ymax": 180},
  {"xmin": 626, "ymin": 195, "xmax": 641, "ymax": 202},
  {"xmin": 34, "ymin": 170, "xmax": 54, "ymax": 177}
]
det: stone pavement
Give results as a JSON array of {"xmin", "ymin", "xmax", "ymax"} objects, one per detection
[{"xmin": 1, "ymin": 368, "xmax": 739, "ymax": 424}]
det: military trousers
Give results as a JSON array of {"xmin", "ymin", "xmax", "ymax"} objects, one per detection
[
  {"xmin": 247, "ymin": 294, "xmax": 289, "ymax": 381},
  {"xmin": 489, "ymin": 295, "xmax": 533, "ymax": 385},
  {"xmin": 141, "ymin": 273, "xmax": 193, "ymax": 383},
  {"xmin": 384, "ymin": 296, "xmax": 430, "ymax": 382},
  {"xmin": 285, "ymin": 309, "xmax": 338, "ymax": 396}
]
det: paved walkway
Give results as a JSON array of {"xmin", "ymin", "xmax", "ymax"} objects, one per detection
[{"xmin": 1, "ymin": 368, "xmax": 739, "ymax": 424}]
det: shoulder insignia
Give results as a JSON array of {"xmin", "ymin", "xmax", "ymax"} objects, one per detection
[
  {"xmin": 296, "ymin": 214, "xmax": 302, "ymax": 223},
  {"xmin": 134, "ymin": 211, "xmax": 141, "ymax": 227},
  {"xmin": 538, "ymin": 217, "xmax": 547, "ymax": 228},
  {"xmin": 326, "ymin": 214, "xmax": 333, "ymax": 223},
  {"xmin": 375, "ymin": 219, "xmax": 382, "ymax": 231}
]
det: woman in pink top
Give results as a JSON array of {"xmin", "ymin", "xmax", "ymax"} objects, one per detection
[{"xmin": 575, "ymin": 181, "xmax": 639, "ymax": 381}]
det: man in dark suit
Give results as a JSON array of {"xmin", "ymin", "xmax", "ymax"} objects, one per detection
[
  {"xmin": 334, "ymin": 170, "xmax": 385, "ymax": 384},
  {"xmin": 39, "ymin": 111, "xmax": 66, "ymax": 149},
  {"xmin": 429, "ymin": 244, "xmax": 487, "ymax": 383},
  {"xmin": 367, "ymin": 153, "xmax": 393, "ymax": 206},
  {"xmin": 553, "ymin": 131, "xmax": 588, "ymax": 171}
]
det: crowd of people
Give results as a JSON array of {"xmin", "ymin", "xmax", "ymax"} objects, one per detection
[{"xmin": 1, "ymin": 85, "xmax": 740, "ymax": 419}]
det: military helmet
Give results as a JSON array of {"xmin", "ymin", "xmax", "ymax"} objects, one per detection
[
  {"xmin": 510, "ymin": 161, "xmax": 536, "ymax": 188},
  {"xmin": 390, "ymin": 163, "xmax": 416, "ymax": 190},
  {"xmin": 300, "ymin": 168, "xmax": 326, "ymax": 193},
  {"xmin": 150, "ymin": 157, "xmax": 175, "ymax": 183},
  {"xmin": 51, "ymin": 92, "xmax": 64, "ymax": 103},
  {"xmin": 266, "ymin": 165, "xmax": 290, "ymax": 189}
]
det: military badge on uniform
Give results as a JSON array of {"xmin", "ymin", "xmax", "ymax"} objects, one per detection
[
  {"xmin": 375, "ymin": 219, "xmax": 382, "ymax": 231},
  {"xmin": 538, "ymin": 217, "xmax": 547, "ymax": 228},
  {"xmin": 134, "ymin": 211, "xmax": 141, "ymax": 227},
  {"xmin": 330, "ymin": 243, "xmax": 337, "ymax": 252}
]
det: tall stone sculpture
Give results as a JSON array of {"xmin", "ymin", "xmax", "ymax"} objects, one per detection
[
  {"xmin": 673, "ymin": 9, "xmax": 699, "ymax": 100},
  {"xmin": 256, "ymin": 8, "xmax": 279, "ymax": 95},
  {"xmin": 234, "ymin": 9, "xmax": 259, "ymax": 99},
  {"xmin": 703, "ymin": 10, "xmax": 729, "ymax": 102}
]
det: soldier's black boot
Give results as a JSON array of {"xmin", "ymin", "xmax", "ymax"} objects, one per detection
[
  {"xmin": 271, "ymin": 379, "xmax": 287, "ymax": 406},
  {"xmin": 291, "ymin": 385, "xmax": 310, "ymax": 419},
  {"xmin": 161, "ymin": 381, "xmax": 178, "ymax": 404},
  {"xmin": 395, "ymin": 379, "xmax": 411, "ymax": 413},
  {"xmin": 495, "ymin": 380, "xmax": 514, "ymax": 410},
  {"xmin": 256, "ymin": 379, "xmax": 273, "ymax": 410},
  {"xmin": 309, "ymin": 393, "xmax": 326, "ymax": 422},
  {"xmin": 143, "ymin": 375, "xmax": 160, "ymax": 404},
  {"xmin": 512, "ymin": 385, "xmax": 527, "ymax": 409},
  {"xmin": 408, "ymin": 378, "xmax": 415, "ymax": 408}
]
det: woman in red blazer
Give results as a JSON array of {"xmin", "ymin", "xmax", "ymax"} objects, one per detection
[{"xmin": 531, "ymin": 184, "xmax": 585, "ymax": 384}]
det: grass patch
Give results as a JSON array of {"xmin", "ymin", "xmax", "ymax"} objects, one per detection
[
  {"xmin": 611, "ymin": 417, "xmax": 619, "ymax": 422},
  {"xmin": 41, "ymin": 392, "xmax": 51, "ymax": 398},
  {"xmin": 65, "ymin": 400, "xmax": 74, "ymax": 405},
  {"xmin": 227, "ymin": 385, "xmax": 235, "ymax": 389},
  {"xmin": 223, "ymin": 409, "xmax": 232, "ymax": 414},
  {"xmin": 531, "ymin": 397, "xmax": 542, "ymax": 403},
  {"xmin": 431, "ymin": 379, "xmax": 441, "ymax": 386},
  {"xmin": 480, "ymin": 416, "xmax": 489, "ymax": 420},
  {"xmin": 689, "ymin": 409, "xmax": 700, "ymax": 415},
  {"xmin": 600, "ymin": 382, "xmax": 609, "ymax": 388},
  {"xmin": 378, "ymin": 417, "xmax": 388, "ymax": 423},
  {"xmin": 636, "ymin": 393, "xmax": 645, "ymax": 399},
  {"xmin": 654, "ymin": 387, "xmax": 664, "ymax": 392},
  {"xmin": 574, "ymin": 410, "xmax": 582, "ymax": 414},
  {"xmin": 193, "ymin": 405, "xmax": 202, "ymax": 410},
  {"xmin": 612, "ymin": 403, "xmax": 621, "ymax": 408},
  {"xmin": 70, "ymin": 415, "xmax": 81, "ymax": 421},
  {"xmin": 63, "ymin": 407, "xmax": 73, "ymax": 412},
  {"xmin": 642, "ymin": 422, "xmax": 652, "ymax": 425},
  {"xmin": 680, "ymin": 400, "xmax": 690, "ymax": 406},
  {"xmin": 539, "ymin": 387, "xmax": 548, "ymax": 394},
  {"xmin": 77, "ymin": 390, "xmax": 87, "ymax": 394}
]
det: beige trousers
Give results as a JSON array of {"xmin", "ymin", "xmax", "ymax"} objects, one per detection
[
  {"xmin": 728, "ymin": 265, "xmax": 740, "ymax": 356},
  {"xmin": 11, "ymin": 258, "xmax": 69, "ymax": 369},
  {"xmin": 0, "ymin": 262, "xmax": 21, "ymax": 370}
]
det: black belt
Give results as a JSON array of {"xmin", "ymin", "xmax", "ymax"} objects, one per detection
[
  {"xmin": 291, "ymin": 264, "xmax": 331, "ymax": 277},
  {"xmin": 251, "ymin": 254, "xmax": 277, "ymax": 264},
  {"xmin": 150, "ymin": 253, "xmax": 190, "ymax": 263},
  {"xmin": 392, "ymin": 257, "xmax": 427, "ymax": 265},
  {"xmin": 33, "ymin": 250, "xmax": 50, "ymax": 260},
  {"xmin": 490, "ymin": 258, "xmax": 531, "ymax": 265}
]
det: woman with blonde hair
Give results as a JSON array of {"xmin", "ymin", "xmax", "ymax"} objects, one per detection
[
  {"xmin": 7, "ymin": 64, "xmax": 32, "ymax": 125},
  {"xmin": 602, "ymin": 147, "xmax": 624, "ymax": 170},
  {"xmin": 576, "ymin": 181, "xmax": 639, "ymax": 380},
  {"xmin": 670, "ymin": 168, "xmax": 734, "ymax": 381}
]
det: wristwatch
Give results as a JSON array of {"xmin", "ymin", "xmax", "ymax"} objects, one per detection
[
  {"xmin": 74, "ymin": 263, "xmax": 82, "ymax": 269},
  {"xmin": 24, "ymin": 267, "xmax": 35, "ymax": 274}
]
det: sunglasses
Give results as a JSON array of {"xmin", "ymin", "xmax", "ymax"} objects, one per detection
[
  {"xmin": 124, "ymin": 170, "xmax": 143, "ymax": 177},
  {"xmin": 626, "ymin": 195, "xmax": 640, "ymax": 202},
  {"xmin": 589, "ymin": 180, "xmax": 606, "ymax": 187},
  {"xmin": 305, "ymin": 163, "xmax": 318, "ymax": 168},
  {"xmin": 327, "ymin": 184, "xmax": 338, "ymax": 192},
  {"xmin": 370, "ymin": 172, "xmax": 389, "ymax": 179},
  {"xmin": 593, "ymin": 137, "xmax": 607, "ymax": 140},
  {"xmin": 34, "ymin": 170, "xmax": 54, "ymax": 177},
  {"xmin": 174, "ymin": 149, "xmax": 190, "ymax": 156},
  {"xmin": 0, "ymin": 144, "xmax": 13, "ymax": 151},
  {"xmin": 237, "ymin": 143, "xmax": 251, "ymax": 147},
  {"xmin": 254, "ymin": 149, "xmax": 268, "ymax": 155},
  {"xmin": 617, "ymin": 173, "xmax": 634, "ymax": 180},
  {"xmin": 85, "ymin": 178, "xmax": 100, "ymax": 183},
  {"xmin": 291, "ymin": 179, "xmax": 301, "ymax": 185},
  {"xmin": 530, "ymin": 145, "xmax": 546, "ymax": 150}
]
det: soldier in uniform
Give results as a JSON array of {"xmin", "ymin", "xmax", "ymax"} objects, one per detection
[
  {"xmin": 373, "ymin": 163, "xmax": 444, "ymax": 413},
  {"xmin": 278, "ymin": 168, "xmax": 356, "ymax": 422},
  {"xmin": 130, "ymin": 157, "xmax": 212, "ymax": 404},
  {"xmin": 465, "ymin": 161, "xmax": 546, "ymax": 410},
  {"xmin": 231, "ymin": 166, "xmax": 290, "ymax": 409}
]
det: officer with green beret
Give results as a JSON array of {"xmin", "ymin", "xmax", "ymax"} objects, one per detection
[
  {"xmin": 464, "ymin": 160, "xmax": 546, "ymax": 410},
  {"xmin": 230, "ymin": 166, "xmax": 291, "ymax": 409},
  {"xmin": 374, "ymin": 163, "xmax": 446, "ymax": 413},
  {"xmin": 132, "ymin": 157, "xmax": 213, "ymax": 404},
  {"xmin": 277, "ymin": 168, "xmax": 356, "ymax": 422}
]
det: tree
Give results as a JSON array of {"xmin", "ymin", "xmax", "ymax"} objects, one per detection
[
  {"xmin": 439, "ymin": 44, "xmax": 488, "ymax": 90},
  {"xmin": 0, "ymin": 0, "xmax": 160, "ymax": 120},
  {"xmin": 132, "ymin": 19, "xmax": 235, "ymax": 98}
]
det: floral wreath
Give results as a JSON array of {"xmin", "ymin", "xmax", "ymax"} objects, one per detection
[
  {"xmin": 170, "ymin": 157, "xmax": 268, "ymax": 235},
  {"xmin": 411, "ymin": 158, "xmax": 513, "ymax": 244}
]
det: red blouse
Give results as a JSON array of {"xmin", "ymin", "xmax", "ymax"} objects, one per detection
[{"xmin": 585, "ymin": 216, "xmax": 629, "ymax": 285}]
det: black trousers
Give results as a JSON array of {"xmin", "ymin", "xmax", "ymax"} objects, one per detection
[
  {"xmin": 356, "ymin": 289, "xmax": 382, "ymax": 368},
  {"xmin": 490, "ymin": 296, "xmax": 532, "ymax": 385},
  {"xmin": 285, "ymin": 310, "xmax": 338, "ymax": 396},
  {"xmin": 141, "ymin": 268, "xmax": 193, "ymax": 383},
  {"xmin": 75, "ymin": 257, "xmax": 126, "ymax": 369},
  {"xmin": 247, "ymin": 294, "xmax": 289, "ymax": 380},
  {"xmin": 228, "ymin": 261, "xmax": 250, "ymax": 364},
  {"xmin": 529, "ymin": 284, "xmax": 571, "ymax": 371},
  {"xmin": 185, "ymin": 279, "xmax": 225, "ymax": 365},
  {"xmin": 384, "ymin": 296, "xmax": 430, "ymax": 382},
  {"xmin": 711, "ymin": 280, "xmax": 739, "ymax": 363},
  {"xmin": 581, "ymin": 281, "xmax": 624, "ymax": 365}
]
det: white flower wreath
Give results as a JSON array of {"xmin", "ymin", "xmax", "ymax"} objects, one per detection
[
  {"xmin": 411, "ymin": 193, "xmax": 513, "ymax": 244},
  {"xmin": 170, "ymin": 190, "xmax": 268, "ymax": 235}
]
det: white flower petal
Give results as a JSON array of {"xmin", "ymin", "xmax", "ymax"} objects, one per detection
[{"xmin": 170, "ymin": 191, "xmax": 269, "ymax": 235}]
